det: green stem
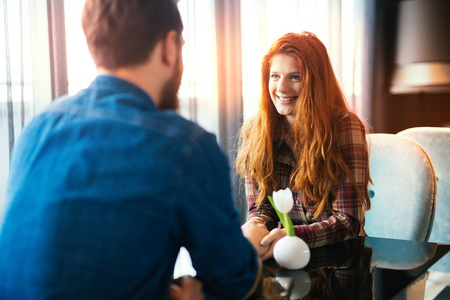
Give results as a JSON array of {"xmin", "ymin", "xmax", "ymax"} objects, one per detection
[
  {"xmin": 267, "ymin": 196, "xmax": 295, "ymax": 236},
  {"xmin": 282, "ymin": 213, "xmax": 295, "ymax": 236}
]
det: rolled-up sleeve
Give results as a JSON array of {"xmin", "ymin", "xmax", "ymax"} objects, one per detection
[{"xmin": 245, "ymin": 177, "xmax": 279, "ymax": 231}]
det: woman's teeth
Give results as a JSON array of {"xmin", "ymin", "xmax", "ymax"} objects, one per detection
[{"xmin": 278, "ymin": 95, "xmax": 297, "ymax": 102}]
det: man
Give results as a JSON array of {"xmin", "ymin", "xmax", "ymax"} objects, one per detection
[{"xmin": 0, "ymin": 0, "xmax": 263, "ymax": 299}]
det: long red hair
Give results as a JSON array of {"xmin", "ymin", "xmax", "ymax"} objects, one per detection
[{"xmin": 236, "ymin": 32, "xmax": 371, "ymax": 219}]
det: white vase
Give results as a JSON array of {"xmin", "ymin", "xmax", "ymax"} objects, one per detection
[{"xmin": 273, "ymin": 236, "xmax": 310, "ymax": 270}]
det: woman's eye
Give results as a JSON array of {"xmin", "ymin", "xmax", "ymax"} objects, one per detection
[
  {"xmin": 291, "ymin": 75, "xmax": 301, "ymax": 80},
  {"xmin": 270, "ymin": 74, "xmax": 280, "ymax": 79}
]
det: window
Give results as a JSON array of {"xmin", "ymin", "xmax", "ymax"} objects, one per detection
[
  {"xmin": 0, "ymin": 0, "xmax": 51, "ymax": 209},
  {"xmin": 64, "ymin": 0, "xmax": 96, "ymax": 95},
  {"xmin": 177, "ymin": 0, "xmax": 219, "ymax": 135}
]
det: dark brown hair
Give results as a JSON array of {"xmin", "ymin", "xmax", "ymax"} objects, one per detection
[{"xmin": 82, "ymin": 0, "xmax": 183, "ymax": 70}]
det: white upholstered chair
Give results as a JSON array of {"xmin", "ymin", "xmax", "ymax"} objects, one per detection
[
  {"xmin": 397, "ymin": 127, "xmax": 450, "ymax": 273},
  {"xmin": 364, "ymin": 133, "xmax": 437, "ymax": 242}
]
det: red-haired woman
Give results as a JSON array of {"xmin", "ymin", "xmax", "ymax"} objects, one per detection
[{"xmin": 238, "ymin": 32, "xmax": 371, "ymax": 261}]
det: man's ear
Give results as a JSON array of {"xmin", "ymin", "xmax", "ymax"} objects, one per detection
[{"xmin": 161, "ymin": 30, "xmax": 178, "ymax": 67}]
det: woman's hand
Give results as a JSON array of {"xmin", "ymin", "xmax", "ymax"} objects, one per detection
[
  {"xmin": 169, "ymin": 276, "xmax": 204, "ymax": 300},
  {"xmin": 241, "ymin": 218, "xmax": 270, "ymax": 257},
  {"xmin": 260, "ymin": 228, "xmax": 287, "ymax": 261}
]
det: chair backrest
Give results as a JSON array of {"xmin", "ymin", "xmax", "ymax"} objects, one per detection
[
  {"xmin": 365, "ymin": 237, "xmax": 437, "ymax": 270},
  {"xmin": 397, "ymin": 127, "xmax": 450, "ymax": 272},
  {"xmin": 365, "ymin": 133, "xmax": 437, "ymax": 242}
]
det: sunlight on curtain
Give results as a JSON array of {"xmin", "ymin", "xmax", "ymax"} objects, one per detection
[
  {"xmin": 241, "ymin": 0, "xmax": 365, "ymax": 120},
  {"xmin": 0, "ymin": 0, "xmax": 34, "ymax": 208},
  {"xmin": 177, "ymin": 0, "xmax": 219, "ymax": 135},
  {"xmin": 64, "ymin": 0, "xmax": 96, "ymax": 95}
]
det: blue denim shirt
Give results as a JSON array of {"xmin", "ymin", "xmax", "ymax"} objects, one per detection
[{"xmin": 0, "ymin": 75, "xmax": 259, "ymax": 299}]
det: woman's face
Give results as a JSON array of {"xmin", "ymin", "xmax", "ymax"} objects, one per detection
[{"xmin": 269, "ymin": 54, "xmax": 301, "ymax": 126}]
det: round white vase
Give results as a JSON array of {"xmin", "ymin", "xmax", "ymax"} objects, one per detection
[{"xmin": 273, "ymin": 235, "xmax": 310, "ymax": 270}]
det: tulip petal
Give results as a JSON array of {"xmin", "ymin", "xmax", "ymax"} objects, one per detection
[{"xmin": 273, "ymin": 188, "xmax": 294, "ymax": 213}]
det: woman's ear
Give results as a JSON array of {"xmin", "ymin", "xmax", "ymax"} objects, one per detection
[{"xmin": 161, "ymin": 30, "xmax": 179, "ymax": 67}]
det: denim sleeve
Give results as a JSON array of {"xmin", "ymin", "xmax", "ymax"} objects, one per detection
[{"xmin": 168, "ymin": 129, "xmax": 259, "ymax": 300}]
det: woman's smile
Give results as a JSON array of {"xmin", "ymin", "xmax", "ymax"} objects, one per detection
[
  {"xmin": 276, "ymin": 94, "xmax": 298, "ymax": 103},
  {"xmin": 269, "ymin": 54, "xmax": 302, "ymax": 126}
]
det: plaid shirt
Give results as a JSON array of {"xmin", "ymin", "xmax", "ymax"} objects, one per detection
[{"xmin": 246, "ymin": 111, "xmax": 368, "ymax": 248}]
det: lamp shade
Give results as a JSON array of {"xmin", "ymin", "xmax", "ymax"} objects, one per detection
[{"xmin": 391, "ymin": 0, "xmax": 450, "ymax": 94}]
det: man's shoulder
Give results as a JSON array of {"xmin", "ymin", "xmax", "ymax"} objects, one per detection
[
  {"xmin": 19, "ymin": 88, "xmax": 220, "ymax": 163},
  {"xmin": 35, "ymin": 91, "xmax": 212, "ymax": 141},
  {"xmin": 157, "ymin": 111, "xmax": 214, "ymax": 144},
  {"xmin": 155, "ymin": 112, "xmax": 226, "ymax": 167}
]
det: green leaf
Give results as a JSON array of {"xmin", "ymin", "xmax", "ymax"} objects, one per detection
[{"xmin": 268, "ymin": 196, "xmax": 295, "ymax": 236}]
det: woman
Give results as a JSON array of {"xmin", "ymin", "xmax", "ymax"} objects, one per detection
[{"xmin": 237, "ymin": 32, "xmax": 371, "ymax": 260}]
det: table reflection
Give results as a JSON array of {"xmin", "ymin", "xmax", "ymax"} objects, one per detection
[
  {"xmin": 252, "ymin": 238, "xmax": 373, "ymax": 299},
  {"xmin": 251, "ymin": 236, "xmax": 450, "ymax": 300}
]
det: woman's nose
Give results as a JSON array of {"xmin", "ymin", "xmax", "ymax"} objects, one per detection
[{"xmin": 277, "ymin": 77, "xmax": 290, "ymax": 93}]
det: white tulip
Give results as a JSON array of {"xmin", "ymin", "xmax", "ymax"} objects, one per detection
[{"xmin": 273, "ymin": 188, "xmax": 294, "ymax": 213}]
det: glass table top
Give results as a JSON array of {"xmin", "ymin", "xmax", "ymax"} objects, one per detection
[{"xmin": 250, "ymin": 236, "xmax": 450, "ymax": 299}]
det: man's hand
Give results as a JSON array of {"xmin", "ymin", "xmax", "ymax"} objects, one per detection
[
  {"xmin": 260, "ymin": 228, "xmax": 286, "ymax": 261},
  {"xmin": 241, "ymin": 218, "xmax": 270, "ymax": 257},
  {"xmin": 169, "ymin": 276, "xmax": 204, "ymax": 300}
]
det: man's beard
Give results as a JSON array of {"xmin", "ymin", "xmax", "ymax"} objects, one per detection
[{"xmin": 157, "ymin": 54, "xmax": 182, "ymax": 111}]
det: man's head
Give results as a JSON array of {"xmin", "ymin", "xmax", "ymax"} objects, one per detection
[{"xmin": 81, "ymin": 0, "xmax": 183, "ymax": 71}]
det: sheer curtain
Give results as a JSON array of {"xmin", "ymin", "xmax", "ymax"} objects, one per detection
[
  {"xmin": 64, "ymin": 0, "xmax": 96, "ymax": 95},
  {"xmin": 177, "ymin": 0, "xmax": 219, "ymax": 136},
  {"xmin": 0, "ymin": 0, "xmax": 51, "ymax": 210},
  {"xmin": 241, "ymin": 0, "xmax": 367, "ymax": 121}
]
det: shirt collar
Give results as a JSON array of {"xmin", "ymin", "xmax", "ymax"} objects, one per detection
[
  {"xmin": 275, "ymin": 140, "xmax": 297, "ymax": 168},
  {"xmin": 90, "ymin": 75, "xmax": 157, "ymax": 111}
]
